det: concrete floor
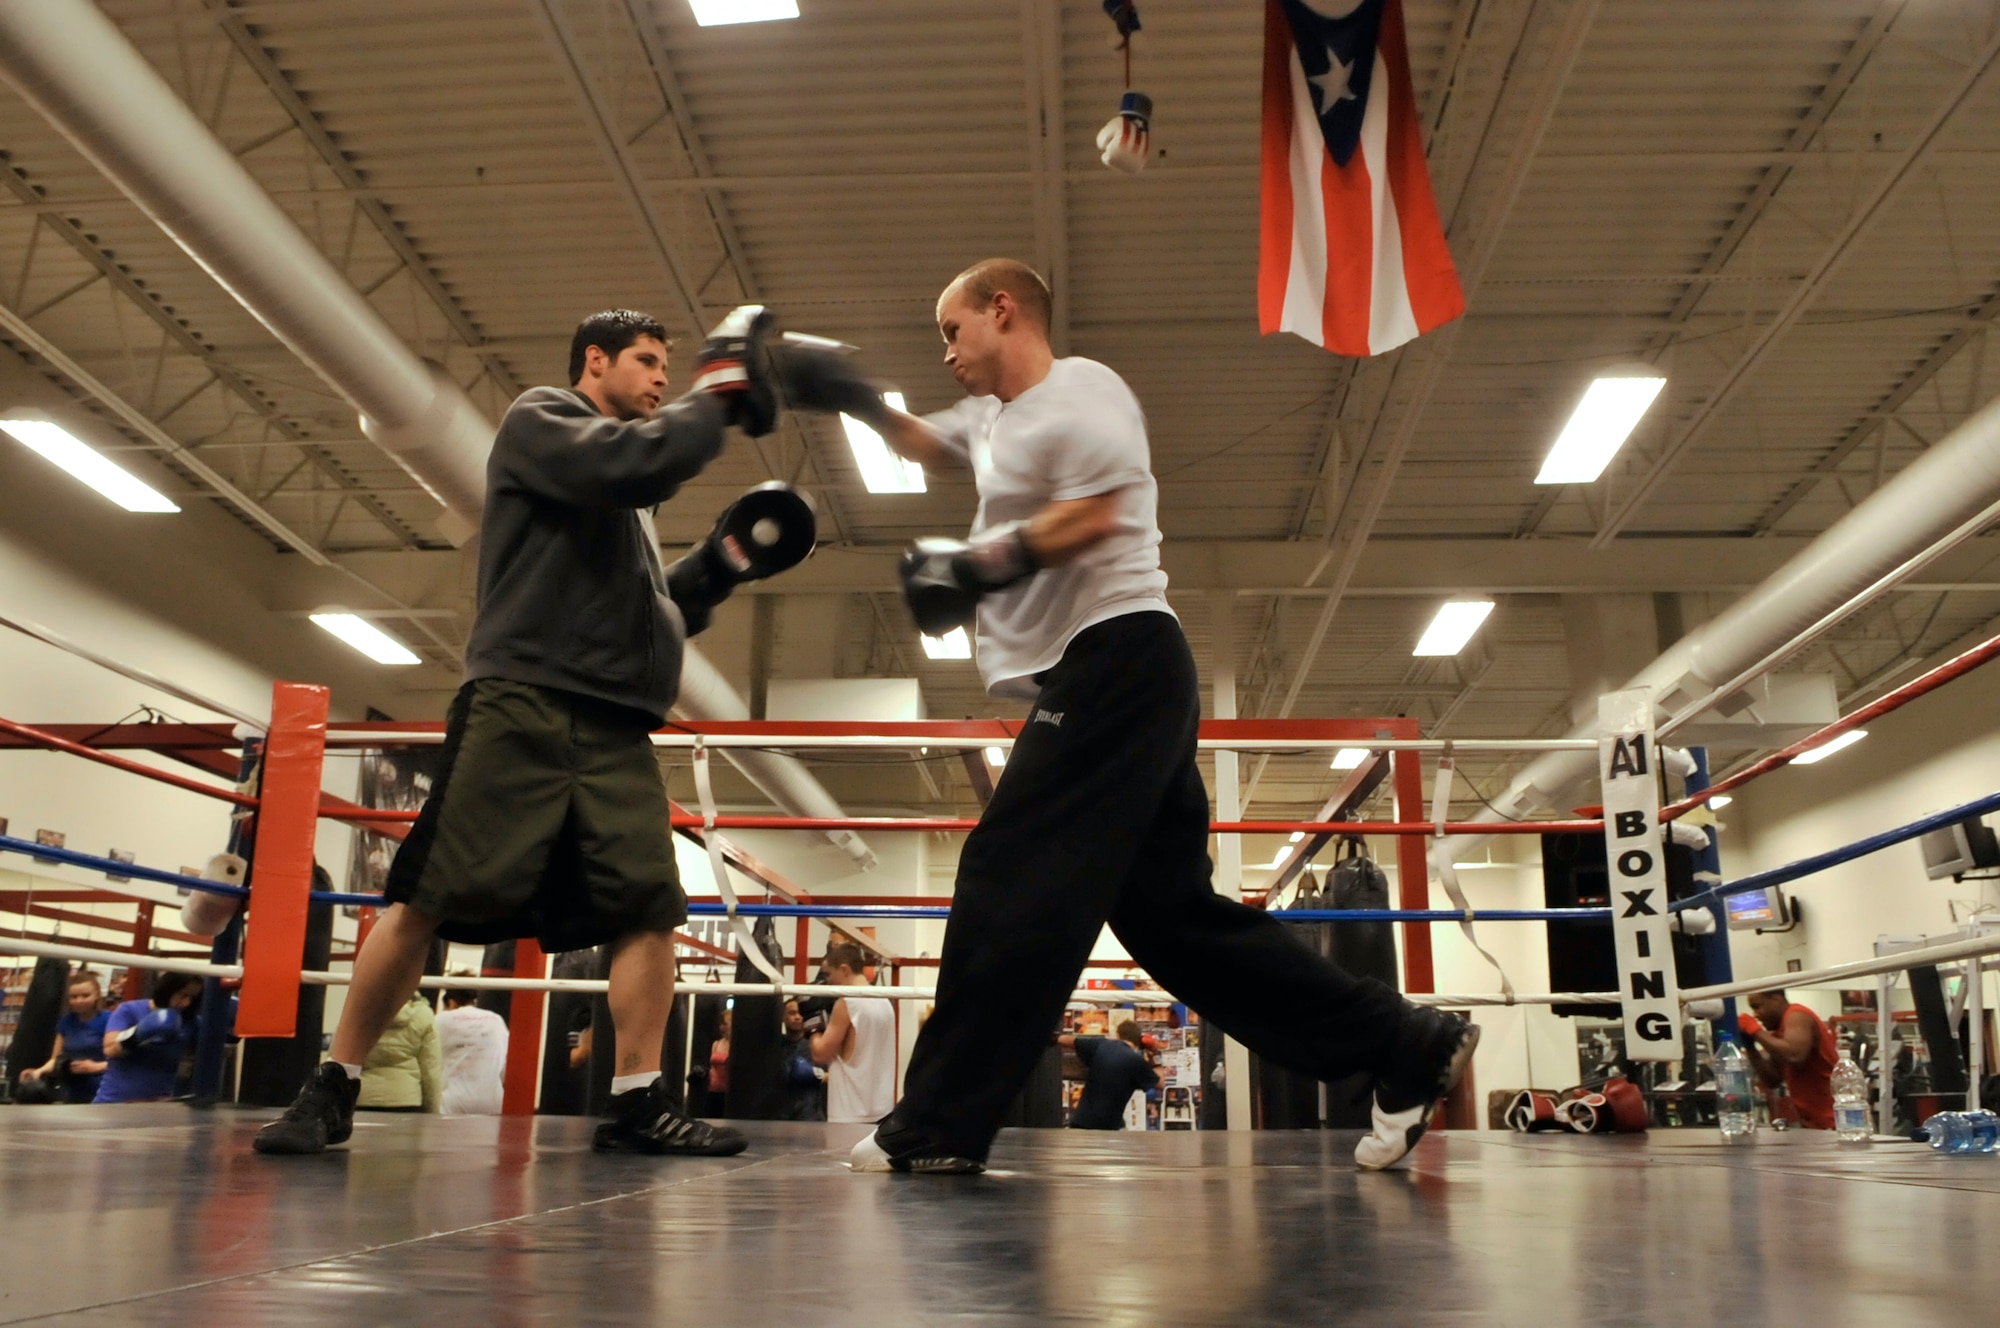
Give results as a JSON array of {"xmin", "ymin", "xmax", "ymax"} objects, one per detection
[{"xmin": 1, "ymin": 1107, "xmax": 1996, "ymax": 1326}]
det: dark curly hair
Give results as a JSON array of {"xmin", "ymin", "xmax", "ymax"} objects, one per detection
[{"xmin": 568, "ymin": 309, "xmax": 670, "ymax": 385}]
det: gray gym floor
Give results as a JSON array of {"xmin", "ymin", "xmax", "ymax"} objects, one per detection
[{"xmin": 1, "ymin": 1107, "xmax": 1995, "ymax": 1326}]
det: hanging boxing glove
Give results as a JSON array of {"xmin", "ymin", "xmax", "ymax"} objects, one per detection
[
  {"xmin": 666, "ymin": 482, "xmax": 819, "ymax": 636},
  {"xmin": 1096, "ymin": 91, "xmax": 1151, "ymax": 174}
]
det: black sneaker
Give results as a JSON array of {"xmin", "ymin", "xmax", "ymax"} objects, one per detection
[
  {"xmin": 253, "ymin": 1062, "xmax": 360, "ymax": 1156},
  {"xmin": 1355, "ymin": 1010, "xmax": 1481, "ymax": 1171},
  {"xmin": 848, "ymin": 1117, "xmax": 984, "ymax": 1175},
  {"xmin": 592, "ymin": 1083, "xmax": 749, "ymax": 1156}
]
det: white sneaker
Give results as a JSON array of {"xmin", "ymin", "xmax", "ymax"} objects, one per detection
[
  {"xmin": 848, "ymin": 1128, "xmax": 894, "ymax": 1172},
  {"xmin": 1354, "ymin": 1019, "xmax": 1481, "ymax": 1171},
  {"xmin": 1355, "ymin": 1098, "xmax": 1435, "ymax": 1171}
]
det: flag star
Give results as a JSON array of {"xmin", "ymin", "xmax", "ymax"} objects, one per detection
[{"xmin": 1309, "ymin": 47, "xmax": 1357, "ymax": 110}]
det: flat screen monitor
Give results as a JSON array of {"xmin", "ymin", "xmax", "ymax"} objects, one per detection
[{"xmin": 1725, "ymin": 887, "xmax": 1789, "ymax": 930}]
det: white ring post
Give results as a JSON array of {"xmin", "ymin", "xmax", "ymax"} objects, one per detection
[{"xmin": 1211, "ymin": 592, "xmax": 1252, "ymax": 1130}]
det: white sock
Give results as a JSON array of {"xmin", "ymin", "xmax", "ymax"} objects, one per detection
[
  {"xmin": 335, "ymin": 1062, "xmax": 363, "ymax": 1081},
  {"xmin": 611, "ymin": 1071, "xmax": 660, "ymax": 1095}
]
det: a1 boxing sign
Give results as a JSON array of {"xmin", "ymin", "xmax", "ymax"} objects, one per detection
[{"xmin": 1598, "ymin": 689, "xmax": 1682, "ymax": 1059}]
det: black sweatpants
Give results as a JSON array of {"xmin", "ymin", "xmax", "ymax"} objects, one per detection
[{"xmin": 895, "ymin": 611, "xmax": 1411, "ymax": 1161}]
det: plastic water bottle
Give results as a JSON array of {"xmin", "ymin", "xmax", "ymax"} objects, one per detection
[
  {"xmin": 1716, "ymin": 1032, "xmax": 1755, "ymax": 1140},
  {"xmin": 1831, "ymin": 1054, "xmax": 1870, "ymax": 1143},
  {"xmin": 1923, "ymin": 1110, "xmax": 2000, "ymax": 1155}
]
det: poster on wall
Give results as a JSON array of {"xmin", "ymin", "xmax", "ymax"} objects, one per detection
[{"xmin": 347, "ymin": 711, "xmax": 445, "ymax": 899}]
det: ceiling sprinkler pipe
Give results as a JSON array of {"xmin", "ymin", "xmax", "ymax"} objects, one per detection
[
  {"xmin": 0, "ymin": 0, "xmax": 874, "ymax": 865},
  {"xmin": 1444, "ymin": 390, "xmax": 2000, "ymax": 857}
]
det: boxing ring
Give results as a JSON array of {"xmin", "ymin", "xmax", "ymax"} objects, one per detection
[{"xmin": 5, "ymin": 616, "xmax": 2000, "ymax": 1125}]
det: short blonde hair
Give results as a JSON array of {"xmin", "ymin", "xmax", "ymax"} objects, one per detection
[{"xmin": 940, "ymin": 258, "xmax": 1052, "ymax": 333}]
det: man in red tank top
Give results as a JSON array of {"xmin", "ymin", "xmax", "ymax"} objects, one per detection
[{"xmin": 1740, "ymin": 989, "xmax": 1838, "ymax": 1129}]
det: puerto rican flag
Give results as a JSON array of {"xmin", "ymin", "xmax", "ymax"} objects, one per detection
[{"xmin": 1258, "ymin": 0, "xmax": 1464, "ymax": 357}]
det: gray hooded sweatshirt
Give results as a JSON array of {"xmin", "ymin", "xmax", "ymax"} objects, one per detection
[{"xmin": 462, "ymin": 386, "xmax": 727, "ymax": 722}]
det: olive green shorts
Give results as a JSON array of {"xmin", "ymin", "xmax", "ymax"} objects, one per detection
[{"xmin": 384, "ymin": 678, "xmax": 686, "ymax": 953}]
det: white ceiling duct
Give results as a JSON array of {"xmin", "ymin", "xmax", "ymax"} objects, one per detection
[
  {"xmin": 1449, "ymin": 389, "xmax": 2000, "ymax": 855},
  {"xmin": 0, "ymin": 0, "xmax": 874, "ymax": 870},
  {"xmin": 0, "ymin": 0, "xmax": 487, "ymax": 532}
]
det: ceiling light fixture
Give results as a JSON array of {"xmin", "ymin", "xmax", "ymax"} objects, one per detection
[
  {"xmin": 920, "ymin": 626, "xmax": 971, "ymax": 660},
  {"xmin": 310, "ymin": 612, "xmax": 422, "ymax": 666},
  {"xmin": 984, "ymin": 746, "xmax": 1006, "ymax": 769},
  {"xmin": 1789, "ymin": 729, "xmax": 1866, "ymax": 766},
  {"xmin": 1, "ymin": 415, "xmax": 179, "ymax": 512},
  {"xmin": 1413, "ymin": 601, "xmax": 1494, "ymax": 657},
  {"xmin": 1288, "ymin": 831, "xmax": 1305, "ymax": 843},
  {"xmin": 1330, "ymin": 748, "xmax": 1369, "ymax": 770},
  {"xmin": 842, "ymin": 391, "xmax": 923, "ymax": 494},
  {"xmin": 689, "ymin": 0, "xmax": 799, "ymax": 26},
  {"xmin": 1535, "ymin": 372, "xmax": 1667, "ymax": 485},
  {"xmin": 1707, "ymin": 794, "xmax": 1733, "ymax": 809}
]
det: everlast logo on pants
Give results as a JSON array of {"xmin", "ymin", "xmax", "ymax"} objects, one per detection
[{"xmin": 1033, "ymin": 709, "xmax": 1064, "ymax": 726}]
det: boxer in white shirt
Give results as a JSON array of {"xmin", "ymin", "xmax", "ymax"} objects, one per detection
[{"xmin": 776, "ymin": 259, "xmax": 1477, "ymax": 1174}]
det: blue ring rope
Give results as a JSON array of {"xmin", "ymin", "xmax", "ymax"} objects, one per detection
[{"xmin": 11, "ymin": 782, "xmax": 1996, "ymax": 925}]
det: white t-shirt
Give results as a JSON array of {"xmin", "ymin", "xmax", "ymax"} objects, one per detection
[
  {"xmin": 434, "ymin": 1005, "xmax": 508, "ymax": 1117},
  {"xmin": 826, "ymin": 996, "xmax": 897, "ymax": 1124},
  {"xmin": 925, "ymin": 357, "xmax": 1173, "ymax": 699}
]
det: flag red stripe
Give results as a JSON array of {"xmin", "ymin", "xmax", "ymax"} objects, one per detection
[
  {"xmin": 1257, "ymin": 0, "xmax": 1296, "ymax": 335},
  {"xmin": 1379, "ymin": 0, "xmax": 1465, "ymax": 333},
  {"xmin": 1320, "ymin": 126, "xmax": 1375, "ymax": 357}
]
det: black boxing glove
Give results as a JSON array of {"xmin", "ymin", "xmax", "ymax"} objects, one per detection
[
  {"xmin": 898, "ymin": 520, "xmax": 1040, "ymax": 637},
  {"xmin": 666, "ymin": 483, "xmax": 819, "ymax": 636},
  {"xmin": 769, "ymin": 335, "xmax": 891, "ymax": 420},
  {"xmin": 691, "ymin": 305, "xmax": 778, "ymax": 437},
  {"xmin": 796, "ymin": 994, "xmax": 835, "ymax": 1037}
]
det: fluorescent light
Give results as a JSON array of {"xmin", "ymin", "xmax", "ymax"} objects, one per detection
[
  {"xmin": 1790, "ymin": 729, "xmax": 1866, "ymax": 766},
  {"xmin": 1706, "ymin": 794, "xmax": 1733, "ymax": 809},
  {"xmin": 689, "ymin": 0, "xmax": 799, "ymax": 25},
  {"xmin": 921, "ymin": 627, "xmax": 972, "ymax": 659},
  {"xmin": 1, "ymin": 416, "xmax": 179, "ymax": 512},
  {"xmin": 1535, "ymin": 373, "xmax": 1666, "ymax": 485},
  {"xmin": 984, "ymin": 746, "xmax": 1006, "ymax": 769},
  {"xmin": 1273, "ymin": 845, "xmax": 1291, "ymax": 864},
  {"xmin": 310, "ymin": 613, "xmax": 421, "ymax": 666},
  {"xmin": 1330, "ymin": 748, "xmax": 1369, "ymax": 770},
  {"xmin": 1288, "ymin": 831, "xmax": 1305, "ymax": 843},
  {"xmin": 1413, "ymin": 601, "xmax": 1494, "ymax": 657},
  {"xmin": 842, "ymin": 392, "xmax": 923, "ymax": 493}
]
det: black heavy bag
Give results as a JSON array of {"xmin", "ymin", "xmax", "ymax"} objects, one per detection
[
  {"xmin": 1326, "ymin": 839, "xmax": 1397, "ymax": 1127},
  {"xmin": 1254, "ymin": 869, "xmax": 1329, "ymax": 1129},
  {"xmin": 725, "ymin": 916, "xmax": 789, "ymax": 1120},
  {"xmin": 3, "ymin": 956, "xmax": 68, "ymax": 1096}
]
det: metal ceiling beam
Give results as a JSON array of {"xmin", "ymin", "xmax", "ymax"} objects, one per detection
[
  {"xmin": 1516, "ymin": 0, "xmax": 1906, "ymax": 538},
  {"xmin": 1021, "ymin": 0, "xmax": 1069, "ymax": 354},
  {"xmin": 0, "ymin": 290, "xmax": 331, "ymax": 564},
  {"xmin": 199, "ymin": 0, "xmax": 519, "ymax": 395},
  {"xmin": 527, "ymin": 0, "xmax": 713, "ymax": 339},
  {"xmin": 0, "ymin": 164, "xmax": 423, "ymax": 549},
  {"xmin": 1590, "ymin": 20, "xmax": 2000, "ymax": 547},
  {"xmin": 1751, "ymin": 290, "xmax": 2000, "ymax": 534}
]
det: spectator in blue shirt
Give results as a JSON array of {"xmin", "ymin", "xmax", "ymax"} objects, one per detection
[
  {"xmin": 96, "ymin": 972, "xmax": 200, "ymax": 1103},
  {"xmin": 19, "ymin": 970, "xmax": 111, "ymax": 1103}
]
